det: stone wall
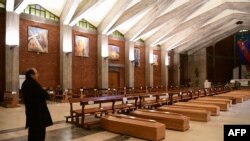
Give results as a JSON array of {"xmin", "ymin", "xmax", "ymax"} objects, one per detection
[{"xmin": 19, "ymin": 18, "xmax": 60, "ymax": 88}]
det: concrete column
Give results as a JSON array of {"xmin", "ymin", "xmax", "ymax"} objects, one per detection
[
  {"xmin": 145, "ymin": 45, "xmax": 153, "ymax": 87},
  {"xmin": 60, "ymin": 25, "xmax": 72, "ymax": 89},
  {"xmin": 173, "ymin": 52, "xmax": 180, "ymax": 86},
  {"xmin": 5, "ymin": 47, "xmax": 19, "ymax": 92},
  {"xmin": 188, "ymin": 48, "xmax": 207, "ymax": 87},
  {"xmin": 97, "ymin": 34, "xmax": 109, "ymax": 88},
  {"xmin": 161, "ymin": 49, "xmax": 168, "ymax": 88},
  {"xmin": 5, "ymin": 12, "xmax": 19, "ymax": 93},
  {"xmin": 125, "ymin": 40, "xmax": 134, "ymax": 87}
]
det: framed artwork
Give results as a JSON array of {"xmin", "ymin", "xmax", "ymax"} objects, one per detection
[
  {"xmin": 28, "ymin": 26, "xmax": 48, "ymax": 53},
  {"xmin": 75, "ymin": 35, "xmax": 89, "ymax": 57},
  {"xmin": 134, "ymin": 48, "xmax": 141, "ymax": 67},
  {"xmin": 153, "ymin": 54, "xmax": 158, "ymax": 65},
  {"xmin": 109, "ymin": 45, "xmax": 120, "ymax": 60}
]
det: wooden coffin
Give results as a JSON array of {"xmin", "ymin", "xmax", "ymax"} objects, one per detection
[
  {"xmin": 188, "ymin": 100, "xmax": 229, "ymax": 111},
  {"xmin": 130, "ymin": 109, "xmax": 190, "ymax": 131},
  {"xmin": 226, "ymin": 90, "xmax": 250, "ymax": 99},
  {"xmin": 212, "ymin": 95, "xmax": 237, "ymax": 104},
  {"xmin": 157, "ymin": 106, "xmax": 211, "ymax": 122},
  {"xmin": 197, "ymin": 97, "xmax": 232, "ymax": 106},
  {"xmin": 216, "ymin": 94, "xmax": 244, "ymax": 103},
  {"xmin": 101, "ymin": 114, "xmax": 165, "ymax": 141},
  {"xmin": 174, "ymin": 102, "xmax": 220, "ymax": 116}
]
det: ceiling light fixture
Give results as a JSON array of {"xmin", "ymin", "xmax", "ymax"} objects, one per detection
[{"xmin": 236, "ymin": 21, "xmax": 243, "ymax": 25}]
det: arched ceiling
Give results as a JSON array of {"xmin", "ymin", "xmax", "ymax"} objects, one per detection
[{"xmin": 9, "ymin": 0, "xmax": 250, "ymax": 54}]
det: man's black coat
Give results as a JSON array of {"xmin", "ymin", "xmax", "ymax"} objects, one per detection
[{"xmin": 21, "ymin": 78, "xmax": 53, "ymax": 129}]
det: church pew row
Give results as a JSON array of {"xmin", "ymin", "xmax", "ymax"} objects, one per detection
[
  {"xmin": 174, "ymin": 102, "xmax": 220, "ymax": 116},
  {"xmin": 100, "ymin": 114, "xmax": 165, "ymax": 141},
  {"xmin": 130, "ymin": 109, "xmax": 190, "ymax": 131},
  {"xmin": 188, "ymin": 99, "xmax": 229, "ymax": 111},
  {"xmin": 157, "ymin": 105, "xmax": 211, "ymax": 122}
]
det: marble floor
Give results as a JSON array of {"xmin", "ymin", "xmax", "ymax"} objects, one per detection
[{"xmin": 0, "ymin": 99, "xmax": 250, "ymax": 141}]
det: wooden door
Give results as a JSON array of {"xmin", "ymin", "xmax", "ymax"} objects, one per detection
[{"xmin": 109, "ymin": 71, "xmax": 119, "ymax": 88}]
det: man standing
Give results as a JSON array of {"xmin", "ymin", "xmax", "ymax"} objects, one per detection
[{"xmin": 21, "ymin": 68, "xmax": 53, "ymax": 141}]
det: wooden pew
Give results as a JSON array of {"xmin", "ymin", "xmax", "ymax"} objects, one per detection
[
  {"xmin": 130, "ymin": 109, "xmax": 190, "ymax": 131},
  {"xmin": 205, "ymin": 88, "xmax": 216, "ymax": 96},
  {"xmin": 215, "ymin": 87, "xmax": 227, "ymax": 95},
  {"xmin": 188, "ymin": 99, "xmax": 229, "ymax": 111},
  {"xmin": 69, "ymin": 97, "xmax": 112, "ymax": 127},
  {"xmin": 174, "ymin": 102, "xmax": 220, "ymax": 116},
  {"xmin": 101, "ymin": 114, "xmax": 165, "ymax": 141},
  {"xmin": 157, "ymin": 106, "xmax": 211, "ymax": 122},
  {"xmin": 80, "ymin": 96, "xmax": 122, "ymax": 128},
  {"xmin": 198, "ymin": 89, "xmax": 206, "ymax": 97},
  {"xmin": 139, "ymin": 94, "xmax": 159, "ymax": 109},
  {"xmin": 67, "ymin": 98, "xmax": 82, "ymax": 125},
  {"xmin": 156, "ymin": 93, "xmax": 170, "ymax": 106},
  {"xmin": 190, "ymin": 89, "xmax": 199, "ymax": 99},
  {"xmin": 79, "ymin": 95, "xmax": 139, "ymax": 128},
  {"xmin": 113, "ymin": 96, "xmax": 138, "ymax": 114},
  {"xmin": 180, "ymin": 91, "xmax": 192, "ymax": 101},
  {"xmin": 169, "ymin": 91, "xmax": 182, "ymax": 103}
]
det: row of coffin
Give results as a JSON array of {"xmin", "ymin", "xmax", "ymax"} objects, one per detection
[{"xmin": 67, "ymin": 88, "xmax": 250, "ymax": 141}]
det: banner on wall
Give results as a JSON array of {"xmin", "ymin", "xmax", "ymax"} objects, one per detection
[{"xmin": 236, "ymin": 34, "xmax": 250, "ymax": 65}]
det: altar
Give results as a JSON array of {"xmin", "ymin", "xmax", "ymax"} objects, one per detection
[{"xmin": 230, "ymin": 79, "xmax": 250, "ymax": 86}]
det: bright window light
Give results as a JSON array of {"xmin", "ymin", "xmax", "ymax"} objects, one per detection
[
  {"xmin": 101, "ymin": 44, "xmax": 109, "ymax": 58},
  {"xmin": 165, "ymin": 54, "xmax": 170, "ymax": 66},
  {"xmin": 62, "ymin": 26, "xmax": 72, "ymax": 53},
  {"xmin": 6, "ymin": 12, "xmax": 19, "ymax": 46},
  {"xmin": 6, "ymin": 0, "xmax": 14, "ymax": 11},
  {"xmin": 129, "ymin": 47, "xmax": 135, "ymax": 61}
]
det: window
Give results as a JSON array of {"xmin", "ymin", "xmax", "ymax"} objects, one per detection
[
  {"xmin": 76, "ymin": 19, "xmax": 97, "ymax": 31},
  {"xmin": 23, "ymin": 4, "xmax": 59, "ymax": 21},
  {"xmin": 111, "ymin": 30, "xmax": 124, "ymax": 38},
  {"xmin": 0, "ymin": 0, "xmax": 5, "ymax": 8}
]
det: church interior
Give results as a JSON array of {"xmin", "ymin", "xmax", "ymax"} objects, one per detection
[{"xmin": 0, "ymin": 0, "xmax": 250, "ymax": 141}]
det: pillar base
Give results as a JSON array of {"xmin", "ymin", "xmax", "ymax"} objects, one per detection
[{"xmin": 2, "ymin": 92, "xmax": 20, "ymax": 108}]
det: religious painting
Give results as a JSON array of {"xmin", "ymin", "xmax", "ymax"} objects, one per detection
[
  {"xmin": 153, "ymin": 54, "xmax": 158, "ymax": 65},
  {"xmin": 28, "ymin": 26, "xmax": 48, "ymax": 53},
  {"xmin": 75, "ymin": 35, "xmax": 89, "ymax": 57},
  {"xmin": 134, "ymin": 48, "xmax": 141, "ymax": 67},
  {"xmin": 109, "ymin": 45, "xmax": 120, "ymax": 60},
  {"xmin": 236, "ymin": 34, "xmax": 250, "ymax": 65}
]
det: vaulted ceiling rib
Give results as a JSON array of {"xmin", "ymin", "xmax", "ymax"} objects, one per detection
[{"xmin": 12, "ymin": 0, "xmax": 250, "ymax": 53}]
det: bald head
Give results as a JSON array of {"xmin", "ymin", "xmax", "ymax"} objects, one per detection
[{"xmin": 25, "ymin": 68, "xmax": 38, "ymax": 80}]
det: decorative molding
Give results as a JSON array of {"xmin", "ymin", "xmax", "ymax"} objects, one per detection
[
  {"xmin": 109, "ymin": 67, "xmax": 120, "ymax": 72},
  {"xmin": 109, "ymin": 64, "xmax": 125, "ymax": 68}
]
